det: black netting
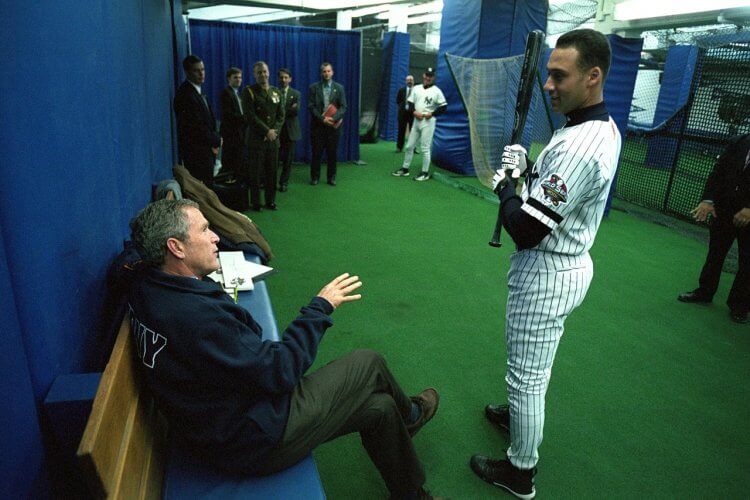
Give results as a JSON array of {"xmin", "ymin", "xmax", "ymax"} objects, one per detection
[{"xmin": 616, "ymin": 27, "xmax": 750, "ymax": 221}]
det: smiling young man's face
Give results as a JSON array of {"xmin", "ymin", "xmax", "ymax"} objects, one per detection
[{"xmin": 544, "ymin": 46, "xmax": 599, "ymax": 115}]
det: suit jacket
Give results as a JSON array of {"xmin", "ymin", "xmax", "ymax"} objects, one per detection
[
  {"xmin": 173, "ymin": 80, "xmax": 221, "ymax": 165},
  {"xmin": 308, "ymin": 80, "xmax": 347, "ymax": 134},
  {"xmin": 279, "ymin": 86, "xmax": 301, "ymax": 142},
  {"xmin": 702, "ymin": 133, "xmax": 750, "ymax": 219},
  {"xmin": 242, "ymin": 84, "xmax": 284, "ymax": 148},
  {"xmin": 219, "ymin": 86, "xmax": 246, "ymax": 145},
  {"xmin": 396, "ymin": 86, "xmax": 414, "ymax": 117}
]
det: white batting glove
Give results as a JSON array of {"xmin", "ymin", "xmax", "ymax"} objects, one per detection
[
  {"xmin": 492, "ymin": 144, "xmax": 528, "ymax": 192},
  {"xmin": 501, "ymin": 144, "xmax": 528, "ymax": 178}
]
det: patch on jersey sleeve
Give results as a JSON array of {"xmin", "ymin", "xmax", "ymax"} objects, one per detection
[{"xmin": 540, "ymin": 174, "xmax": 568, "ymax": 206}]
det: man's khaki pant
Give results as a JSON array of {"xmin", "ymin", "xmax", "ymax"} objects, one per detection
[{"xmin": 261, "ymin": 349, "xmax": 425, "ymax": 496}]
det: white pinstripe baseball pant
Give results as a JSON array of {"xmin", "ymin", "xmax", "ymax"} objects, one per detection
[
  {"xmin": 401, "ymin": 117, "xmax": 436, "ymax": 173},
  {"xmin": 504, "ymin": 250, "xmax": 593, "ymax": 469}
]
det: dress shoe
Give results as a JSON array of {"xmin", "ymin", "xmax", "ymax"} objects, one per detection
[
  {"xmin": 485, "ymin": 403, "xmax": 510, "ymax": 433},
  {"xmin": 251, "ymin": 205, "xmax": 262, "ymax": 212},
  {"xmin": 327, "ymin": 179, "xmax": 337, "ymax": 186},
  {"xmin": 406, "ymin": 388, "xmax": 439, "ymax": 437},
  {"xmin": 470, "ymin": 455, "xmax": 536, "ymax": 499},
  {"xmin": 279, "ymin": 184, "xmax": 288, "ymax": 192},
  {"xmin": 310, "ymin": 179, "xmax": 319, "ymax": 185},
  {"xmin": 265, "ymin": 202, "xmax": 277, "ymax": 211},
  {"xmin": 730, "ymin": 310, "xmax": 748, "ymax": 323},
  {"xmin": 677, "ymin": 291, "xmax": 711, "ymax": 304}
]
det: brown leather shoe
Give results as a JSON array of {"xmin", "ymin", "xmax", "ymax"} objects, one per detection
[{"xmin": 406, "ymin": 388, "xmax": 439, "ymax": 437}]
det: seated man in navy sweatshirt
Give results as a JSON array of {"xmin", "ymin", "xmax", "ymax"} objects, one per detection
[{"xmin": 128, "ymin": 199, "xmax": 439, "ymax": 499}]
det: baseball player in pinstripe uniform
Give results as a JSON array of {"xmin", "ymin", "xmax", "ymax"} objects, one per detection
[
  {"xmin": 392, "ymin": 67, "xmax": 447, "ymax": 181},
  {"xmin": 470, "ymin": 29, "xmax": 622, "ymax": 499}
]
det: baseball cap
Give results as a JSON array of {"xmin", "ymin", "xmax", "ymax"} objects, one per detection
[{"xmin": 424, "ymin": 67, "xmax": 435, "ymax": 77}]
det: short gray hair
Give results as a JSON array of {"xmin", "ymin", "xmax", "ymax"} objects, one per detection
[{"xmin": 129, "ymin": 199, "xmax": 199, "ymax": 267}]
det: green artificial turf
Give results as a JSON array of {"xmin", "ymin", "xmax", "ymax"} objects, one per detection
[{"xmin": 247, "ymin": 141, "xmax": 749, "ymax": 499}]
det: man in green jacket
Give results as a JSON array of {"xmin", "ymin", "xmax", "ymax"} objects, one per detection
[{"xmin": 242, "ymin": 61, "xmax": 284, "ymax": 211}]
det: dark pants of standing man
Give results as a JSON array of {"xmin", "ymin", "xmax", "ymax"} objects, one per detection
[
  {"xmin": 248, "ymin": 144, "xmax": 278, "ymax": 208},
  {"xmin": 184, "ymin": 155, "xmax": 215, "ymax": 188},
  {"xmin": 397, "ymin": 110, "xmax": 414, "ymax": 151},
  {"xmin": 697, "ymin": 217, "xmax": 750, "ymax": 314},
  {"xmin": 221, "ymin": 137, "xmax": 244, "ymax": 179},
  {"xmin": 310, "ymin": 126, "xmax": 339, "ymax": 183},
  {"xmin": 260, "ymin": 349, "xmax": 426, "ymax": 497},
  {"xmin": 278, "ymin": 137, "xmax": 296, "ymax": 188}
]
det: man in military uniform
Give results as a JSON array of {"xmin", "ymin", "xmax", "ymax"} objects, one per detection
[{"xmin": 242, "ymin": 61, "xmax": 284, "ymax": 211}]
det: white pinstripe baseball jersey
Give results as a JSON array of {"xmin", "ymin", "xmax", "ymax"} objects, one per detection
[{"xmin": 520, "ymin": 116, "xmax": 621, "ymax": 255}]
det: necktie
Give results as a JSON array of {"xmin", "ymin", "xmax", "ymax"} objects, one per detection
[
  {"xmin": 235, "ymin": 91, "xmax": 243, "ymax": 114},
  {"xmin": 405, "ymin": 87, "xmax": 411, "ymax": 110},
  {"xmin": 745, "ymin": 147, "xmax": 749, "ymax": 170}
]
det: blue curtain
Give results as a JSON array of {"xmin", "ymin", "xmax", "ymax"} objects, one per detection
[
  {"xmin": 189, "ymin": 20, "xmax": 361, "ymax": 162},
  {"xmin": 0, "ymin": 1, "xmax": 180, "ymax": 495},
  {"xmin": 378, "ymin": 32, "xmax": 410, "ymax": 141},
  {"xmin": 604, "ymin": 34, "xmax": 643, "ymax": 213},
  {"xmin": 432, "ymin": 0, "xmax": 548, "ymax": 174},
  {"xmin": 645, "ymin": 45, "xmax": 698, "ymax": 169}
]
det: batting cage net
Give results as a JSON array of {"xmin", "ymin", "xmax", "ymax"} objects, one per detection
[
  {"xmin": 617, "ymin": 26, "xmax": 750, "ymax": 220},
  {"xmin": 444, "ymin": 53, "xmax": 558, "ymax": 188}
]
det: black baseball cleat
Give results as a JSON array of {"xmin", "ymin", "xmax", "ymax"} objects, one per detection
[
  {"xmin": 485, "ymin": 404, "xmax": 510, "ymax": 433},
  {"xmin": 470, "ymin": 455, "xmax": 536, "ymax": 499},
  {"xmin": 310, "ymin": 179, "xmax": 319, "ymax": 185},
  {"xmin": 677, "ymin": 290, "xmax": 712, "ymax": 304}
]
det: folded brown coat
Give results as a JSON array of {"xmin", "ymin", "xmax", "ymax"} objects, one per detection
[{"xmin": 173, "ymin": 164, "xmax": 274, "ymax": 260}]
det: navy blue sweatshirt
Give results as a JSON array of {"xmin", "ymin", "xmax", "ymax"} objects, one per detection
[{"xmin": 127, "ymin": 267, "xmax": 333, "ymax": 473}]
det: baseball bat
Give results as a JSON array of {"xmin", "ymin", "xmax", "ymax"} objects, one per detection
[{"xmin": 489, "ymin": 29, "xmax": 546, "ymax": 247}]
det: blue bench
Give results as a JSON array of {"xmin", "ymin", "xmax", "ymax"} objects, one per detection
[{"xmin": 45, "ymin": 253, "xmax": 325, "ymax": 499}]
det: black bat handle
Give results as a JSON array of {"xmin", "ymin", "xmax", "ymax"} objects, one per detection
[{"xmin": 489, "ymin": 201, "xmax": 503, "ymax": 247}]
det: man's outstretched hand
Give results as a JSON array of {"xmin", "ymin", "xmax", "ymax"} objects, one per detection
[{"xmin": 317, "ymin": 273, "xmax": 362, "ymax": 309}]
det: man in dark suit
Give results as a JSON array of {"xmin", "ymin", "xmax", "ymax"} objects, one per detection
[
  {"xmin": 678, "ymin": 133, "xmax": 750, "ymax": 323},
  {"xmin": 396, "ymin": 75, "xmax": 414, "ymax": 152},
  {"xmin": 277, "ymin": 68, "xmax": 301, "ymax": 192},
  {"xmin": 242, "ymin": 61, "xmax": 284, "ymax": 211},
  {"xmin": 219, "ymin": 67, "xmax": 246, "ymax": 180},
  {"xmin": 174, "ymin": 55, "xmax": 222, "ymax": 187},
  {"xmin": 308, "ymin": 62, "xmax": 347, "ymax": 186}
]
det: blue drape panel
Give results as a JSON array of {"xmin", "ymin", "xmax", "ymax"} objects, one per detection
[
  {"xmin": 0, "ymin": 227, "xmax": 48, "ymax": 498},
  {"xmin": 0, "ymin": 1, "xmax": 180, "ymax": 495},
  {"xmin": 645, "ymin": 45, "xmax": 698, "ymax": 169},
  {"xmin": 433, "ymin": 0, "xmax": 548, "ymax": 174},
  {"xmin": 189, "ymin": 20, "xmax": 361, "ymax": 162},
  {"xmin": 604, "ymin": 34, "xmax": 643, "ymax": 213},
  {"xmin": 378, "ymin": 32, "xmax": 410, "ymax": 141}
]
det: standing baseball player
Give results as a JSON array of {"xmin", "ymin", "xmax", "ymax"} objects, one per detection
[
  {"xmin": 470, "ymin": 29, "xmax": 621, "ymax": 499},
  {"xmin": 392, "ymin": 67, "xmax": 447, "ymax": 181}
]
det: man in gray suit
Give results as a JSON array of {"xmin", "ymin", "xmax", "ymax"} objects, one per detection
[
  {"xmin": 308, "ymin": 62, "xmax": 347, "ymax": 186},
  {"xmin": 277, "ymin": 68, "xmax": 301, "ymax": 192}
]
